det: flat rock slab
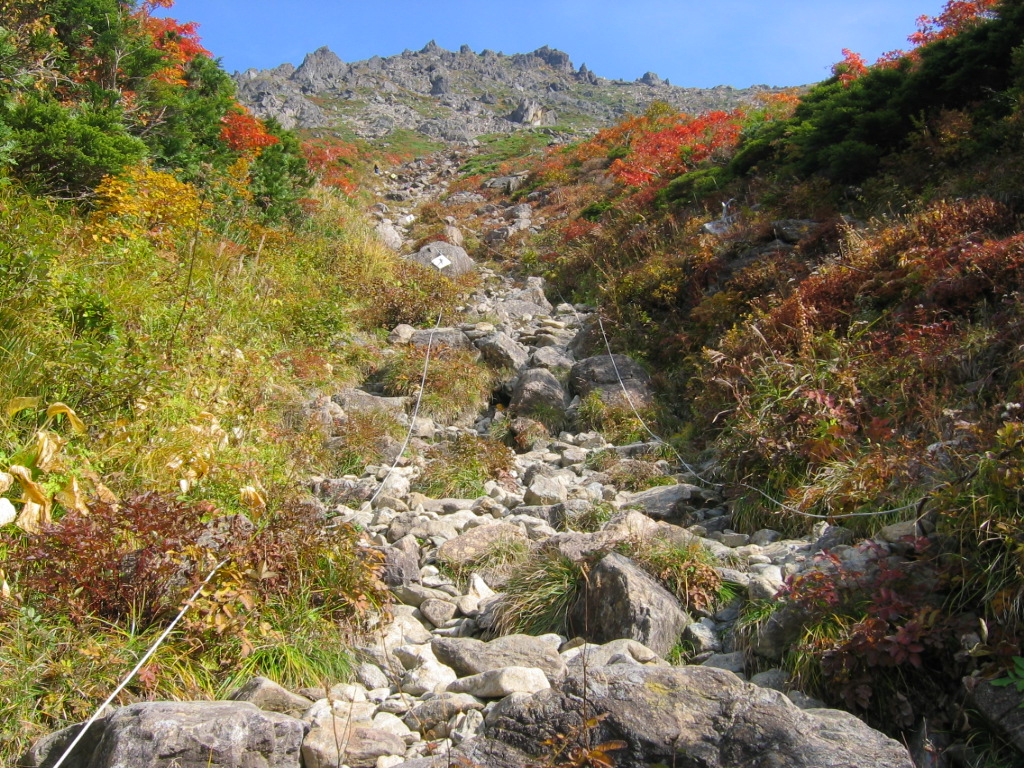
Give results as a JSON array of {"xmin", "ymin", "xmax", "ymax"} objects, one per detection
[
  {"xmin": 436, "ymin": 522, "xmax": 527, "ymax": 568},
  {"xmin": 569, "ymin": 354, "xmax": 653, "ymax": 407},
  {"xmin": 620, "ymin": 483, "xmax": 705, "ymax": 524},
  {"xmin": 432, "ymin": 634, "xmax": 567, "ymax": 682},
  {"xmin": 228, "ymin": 676, "xmax": 314, "ymax": 719},
  {"xmin": 481, "ymin": 665, "xmax": 914, "ymax": 768},
  {"xmin": 447, "ymin": 666, "xmax": 551, "ymax": 698}
]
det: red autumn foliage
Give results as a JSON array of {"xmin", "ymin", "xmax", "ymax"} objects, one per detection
[
  {"xmin": 877, "ymin": 0, "xmax": 1001, "ymax": 66},
  {"xmin": 134, "ymin": 2, "xmax": 210, "ymax": 85},
  {"xmin": 609, "ymin": 110, "xmax": 744, "ymax": 188},
  {"xmin": 833, "ymin": 49, "xmax": 868, "ymax": 87},
  {"xmin": 303, "ymin": 138, "xmax": 361, "ymax": 194},
  {"xmin": 220, "ymin": 105, "xmax": 279, "ymax": 154}
]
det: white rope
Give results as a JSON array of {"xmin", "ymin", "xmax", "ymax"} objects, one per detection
[
  {"xmin": 449, "ymin": 207, "xmax": 926, "ymax": 523},
  {"xmin": 367, "ymin": 310, "xmax": 444, "ymax": 508},
  {"xmin": 51, "ymin": 558, "xmax": 229, "ymax": 768}
]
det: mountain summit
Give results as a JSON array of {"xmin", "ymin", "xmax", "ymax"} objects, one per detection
[{"xmin": 235, "ymin": 42, "xmax": 788, "ymax": 142}]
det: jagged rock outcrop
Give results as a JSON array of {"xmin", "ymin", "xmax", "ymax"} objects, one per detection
[{"xmin": 234, "ymin": 42, "xmax": 796, "ymax": 141}]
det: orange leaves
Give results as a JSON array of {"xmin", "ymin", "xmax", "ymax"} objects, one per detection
[
  {"xmin": 874, "ymin": 0, "xmax": 1000, "ymax": 67},
  {"xmin": 220, "ymin": 105, "xmax": 279, "ymax": 155},
  {"xmin": 908, "ymin": 0, "xmax": 1000, "ymax": 47},
  {"xmin": 832, "ymin": 49, "xmax": 868, "ymax": 88}
]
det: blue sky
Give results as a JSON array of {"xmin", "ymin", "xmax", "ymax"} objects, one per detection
[{"xmin": 161, "ymin": 0, "xmax": 949, "ymax": 88}]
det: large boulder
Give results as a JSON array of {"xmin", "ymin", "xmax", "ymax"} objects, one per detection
[
  {"xmin": 432, "ymin": 634, "xmax": 567, "ymax": 682},
  {"xmin": 569, "ymin": 354, "xmax": 653, "ymax": 407},
  {"xmin": 375, "ymin": 219, "xmax": 403, "ymax": 251},
  {"xmin": 620, "ymin": 483, "xmax": 708, "ymax": 524},
  {"xmin": 406, "ymin": 241, "xmax": 476, "ymax": 276},
  {"xmin": 476, "ymin": 332, "xmax": 530, "ymax": 371},
  {"xmin": 480, "ymin": 665, "xmax": 915, "ymax": 768},
  {"xmin": 509, "ymin": 369, "xmax": 568, "ymax": 420},
  {"xmin": 569, "ymin": 553, "xmax": 689, "ymax": 657},
  {"xmin": 24, "ymin": 701, "xmax": 305, "ymax": 768}
]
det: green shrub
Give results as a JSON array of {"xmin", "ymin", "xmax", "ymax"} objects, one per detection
[
  {"xmin": 492, "ymin": 552, "xmax": 586, "ymax": 636},
  {"xmin": 415, "ymin": 433, "xmax": 513, "ymax": 498},
  {"xmin": 379, "ymin": 346, "xmax": 495, "ymax": 425}
]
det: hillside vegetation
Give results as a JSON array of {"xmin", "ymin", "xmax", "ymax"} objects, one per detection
[
  {"xmin": 470, "ymin": 0, "xmax": 1023, "ymax": 746},
  {"xmin": 0, "ymin": 1, "xmax": 471, "ymax": 761}
]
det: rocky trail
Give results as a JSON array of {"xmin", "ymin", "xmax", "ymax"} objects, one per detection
[{"xmin": 23, "ymin": 157, "xmax": 929, "ymax": 768}]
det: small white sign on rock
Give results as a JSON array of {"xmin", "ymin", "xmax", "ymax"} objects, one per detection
[{"xmin": 431, "ymin": 254, "xmax": 453, "ymax": 271}]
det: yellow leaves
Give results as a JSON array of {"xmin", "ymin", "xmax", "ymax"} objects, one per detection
[
  {"xmin": 9, "ymin": 465, "xmax": 52, "ymax": 534},
  {"xmin": 33, "ymin": 430, "xmax": 66, "ymax": 473},
  {"xmin": 92, "ymin": 165, "xmax": 207, "ymax": 246},
  {"xmin": 55, "ymin": 476, "xmax": 90, "ymax": 515},
  {"xmin": 239, "ymin": 486, "xmax": 266, "ymax": 512},
  {"xmin": 1, "ymin": 400, "xmax": 103, "ymax": 528},
  {"xmin": 6, "ymin": 396, "xmax": 42, "ymax": 418},
  {"xmin": 46, "ymin": 402, "xmax": 87, "ymax": 434}
]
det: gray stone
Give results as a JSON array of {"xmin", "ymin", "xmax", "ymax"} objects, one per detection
[
  {"xmin": 43, "ymin": 701, "xmax": 305, "ymax": 768},
  {"xmin": 570, "ymin": 553, "xmax": 690, "ymax": 657},
  {"xmin": 751, "ymin": 668, "xmax": 790, "ymax": 691},
  {"xmin": 228, "ymin": 677, "xmax": 314, "ymax": 718},
  {"xmin": 376, "ymin": 219, "xmax": 404, "ymax": 251},
  {"xmin": 400, "ymin": 659, "xmax": 458, "ymax": 696},
  {"xmin": 509, "ymin": 368, "xmax": 568, "ymax": 419},
  {"xmin": 409, "ymin": 327, "xmax": 475, "ymax": 352},
  {"xmin": 523, "ymin": 475, "xmax": 567, "ymax": 506},
  {"xmin": 480, "ymin": 665, "xmax": 913, "ymax": 768},
  {"xmin": 388, "ymin": 324, "xmax": 416, "ymax": 344},
  {"xmin": 528, "ymin": 346, "xmax": 574, "ymax": 374},
  {"xmin": 562, "ymin": 638, "xmax": 667, "ymax": 670},
  {"xmin": 382, "ymin": 545, "xmax": 421, "ymax": 588},
  {"xmin": 683, "ymin": 618, "xmax": 722, "ymax": 655},
  {"xmin": 447, "ymin": 666, "xmax": 550, "ymax": 698},
  {"xmin": 619, "ymin": 483, "xmax": 702, "ymax": 524},
  {"xmin": 964, "ymin": 676, "xmax": 1024, "ymax": 755},
  {"xmin": 355, "ymin": 663, "xmax": 391, "ymax": 691},
  {"xmin": 436, "ymin": 523, "xmax": 527, "ymax": 569},
  {"xmin": 420, "ymin": 597, "xmax": 458, "ymax": 627},
  {"xmin": 476, "ymin": 332, "xmax": 529, "ymax": 370},
  {"xmin": 569, "ymin": 354, "xmax": 653, "ymax": 407},
  {"xmin": 333, "ymin": 388, "xmax": 410, "ymax": 418},
  {"xmin": 432, "ymin": 635, "xmax": 567, "ymax": 683},
  {"xmin": 407, "ymin": 241, "xmax": 476, "ymax": 276},
  {"xmin": 702, "ymin": 651, "xmax": 746, "ymax": 674},
  {"xmin": 403, "ymin": 693, "xmax": 486, "ymax": 740},
  {"xmin": 303, "ymin": 718, "xmax": 406, "ymax": 768}
]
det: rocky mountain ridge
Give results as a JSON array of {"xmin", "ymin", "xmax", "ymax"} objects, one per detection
[{"xmin": 235, "ymin": 41, "xmax": 794, "ymax": 142}]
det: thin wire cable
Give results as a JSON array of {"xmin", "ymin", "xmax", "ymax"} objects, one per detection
[
  {"xmin": 580, "ymin": 297, "xmax": 930, "ymax": 522},
  {"xmin": 51, "ymin": 558, "xmax": 229, "ymax": 768},
  {"xmin": 455, "ymin": 218, "xmax": 925, "ymax": 522},
  {"xmin": 366, "ymin": 310, "xmax": 444, "ymax": 508}
]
